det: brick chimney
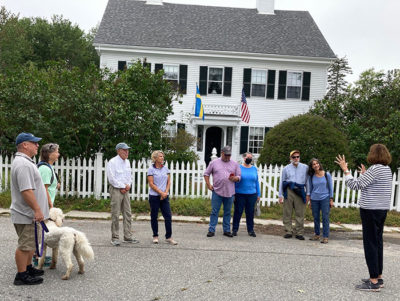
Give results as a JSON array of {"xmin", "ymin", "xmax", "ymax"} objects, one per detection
[{"xmin": 256, "ymin": 0, "xmax": 275, "ymax": 14}]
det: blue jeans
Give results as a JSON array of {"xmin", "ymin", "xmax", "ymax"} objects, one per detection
[
  {"xmin": 209, "ymin": 191, "xmax": 234, "ymax": 233},
  {"xmin": 149, "ymin": 195, "xmax": 172, "ymax": 239},
  {"xmin": 311, "ymin": 197, "xmax": 330, "ymax": 238},
  {"xmin": 232, "ymin": 193, "xmax": 258, "ymax": 233}
]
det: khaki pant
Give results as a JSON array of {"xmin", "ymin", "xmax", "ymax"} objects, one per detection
[
  {"xmin": 110, "ymin": 186, "xmax": 132, "ymax": 240},
  {"xmin": 14, "ymin": 223, "xmax": 37, "ymax": 251},
  {"xmin": 283, "ymin": 188, "xmax": 306, "ymax": 235}
]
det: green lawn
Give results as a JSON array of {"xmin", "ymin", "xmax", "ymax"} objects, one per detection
[{"xmin": 1, "ymin": 191, "xmax": 400, "ymax": 227}]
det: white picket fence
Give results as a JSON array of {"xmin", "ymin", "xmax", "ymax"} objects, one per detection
[{"xmin": 1, "ymin": 153, "xmax": 400, "ymax": 211}]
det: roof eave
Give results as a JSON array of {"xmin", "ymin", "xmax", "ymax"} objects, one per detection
[{"xmin": 93, "ymin": 43, "xmax": 336, "ymax": 65}]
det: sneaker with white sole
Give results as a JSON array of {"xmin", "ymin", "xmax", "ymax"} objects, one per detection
[
  {"xmin": 110, "ymin": 240, "xmax": 121, "ymax": 246},
  {"xmin": 361, "ymin": 278, "xmax": 384, "ymax": 288},
  {"xmin": 355, "ymin": 280, "xmax": 381, "ymax": 292},
  {"xmin": 165, "ymin": 238, "xmax": 178, "ymax": 245},
  {"xmin": 123, "ymin": 237, "xmax": 139, "ymax": 244}
]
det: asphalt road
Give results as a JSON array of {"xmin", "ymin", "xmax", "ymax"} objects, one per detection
[{"xmin": 1, "ymin": 216, "xmax": 399, "ymax": 301}]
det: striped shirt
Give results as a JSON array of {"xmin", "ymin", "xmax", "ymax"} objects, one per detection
[{"xmin": 345, "ymin": 164, "xmax": 392, "ymax": 210}]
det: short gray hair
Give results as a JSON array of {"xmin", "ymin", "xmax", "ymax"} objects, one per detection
[
  {"xmin": 242, "ymin": 152, "xmax": 252, "ymax": 158},
  {"xmin": 40, "ymin": 143, "xmax": 59, "ymax": 162}
]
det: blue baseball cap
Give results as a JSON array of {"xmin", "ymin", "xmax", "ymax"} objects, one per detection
[
  {"xmin": 15, "ymin": 132, "xmax": 42, "ymax": 145},
  {"xmin": 115, "ymin": 142, "xmax": 131, "ymax": 150}
]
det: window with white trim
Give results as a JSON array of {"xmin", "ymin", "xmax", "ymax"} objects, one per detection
[
  {"xmin": 162, "ymin": 124, "xmax": 177, "ymax": 138},
  {"xmin": 287, "ymin": 71, "xmax": 302, "ymax": 99},
  {"xmin": 208, "ymin": 67, "xmax": 223, "ymax": 94},
  {"xmin": 251, "ymin": 69, "xmax": 267, "ymax": 97},
  {"xmin": 163, "ymin": 64, "xmax": 179, "ymax": 86},
  {"xmin": 248, "ymin": 127, "xmax": 264, "ymax": 154}
]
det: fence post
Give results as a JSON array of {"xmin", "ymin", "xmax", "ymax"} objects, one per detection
[{"xmin": 94, "ymin": 152, "xmax": 104, "ymax": 199}]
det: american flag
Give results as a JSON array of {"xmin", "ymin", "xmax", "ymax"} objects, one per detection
[{"xmin": 241, "ymin": 88, "xmax": 250, "ymax": 123}]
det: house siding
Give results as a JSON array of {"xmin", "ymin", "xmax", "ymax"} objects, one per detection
[{"xmin": 99, "ymin": 50, "xmax": 328, "ymax": 128}]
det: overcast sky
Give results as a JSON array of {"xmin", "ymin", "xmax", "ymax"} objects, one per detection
[{"xmin": 2, "ymin": 0, "xmax": 399, "ymax": 83}]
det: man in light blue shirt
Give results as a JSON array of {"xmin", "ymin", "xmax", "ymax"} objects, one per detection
[{"xmin": 278, "ymin": 150, "xmax": 308, "ymax": 240}]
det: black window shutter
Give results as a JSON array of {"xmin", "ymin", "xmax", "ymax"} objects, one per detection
[
  {"xmin": 118, "ymin": 61, "xmax": 127, "ymax": 71},
  {"xmin": 223, "ymin": 67, "xmax": 232, "ymax": 96},
  {"xmin": 179, "ymin": 65, "xmax": 188, "ymax": 95},
  {"xmin": 177, "ymin": 123, "xmax": 185, "ymax": 130},
  {"xmin": 266, "ymin": 70, "xmax": 276, "ymax": 99},
  {"xmin": 240, "ymin": 126, "xmax": 249, "ymax": 154},
  {"xmin": 155, "ymin": 64, "xmax": 163, "ymax": 73},
  {"xmin": 301, "ymin": 72, "xmax": 311, "ymax": 101},
  {"xmin": 199, "ymin": 66, "xmax": 208, "ymax": 95},
  {"xmin": 143, "ymin": 62, "xmax": 151, "ymax": 70},
  {"xmin": 278, "ymin": 71, "xmax": 287, "ymax": 100},
  {"xmin": 243, "ymin": 69, "xmax": 252, "ymax": 97},
  {"xmin": 264, "ymin": 127, "xmax": 271, "ymax": 135}
]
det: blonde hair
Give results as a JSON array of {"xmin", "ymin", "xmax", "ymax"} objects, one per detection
[{"xmin": 151, "ymin": 150, "xmax": 165, "ymax": 163}]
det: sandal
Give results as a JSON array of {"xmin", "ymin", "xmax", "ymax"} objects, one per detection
[
  {"xmin": 321, "ymin": 238, "xmax": 328, "ymax": 244},
  {"xmin": 309, "ymin": 235, "xmax": 320, "ymax": 241}
]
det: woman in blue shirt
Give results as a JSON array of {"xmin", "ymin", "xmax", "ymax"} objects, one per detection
[
  {"xmin": 306, "ymin": 158, "xmax": 334, "ymax": 244},
  {"xmin": 232, "ymin": 152, "xmax": 261, "ymax": 237}
]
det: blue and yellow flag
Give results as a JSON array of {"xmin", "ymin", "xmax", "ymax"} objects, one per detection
[{"xmin": 194, "ymin": 84, "xmax": 204, "ymax": 120}]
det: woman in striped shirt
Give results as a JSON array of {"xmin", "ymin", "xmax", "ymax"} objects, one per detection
[{"xmin": 335, "ymin": 144, "xmax": 392, "ymax": 292}]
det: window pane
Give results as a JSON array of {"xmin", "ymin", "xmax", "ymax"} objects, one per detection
[
  {"xmin": 287, "ymin": 86, "xmax": 301, "ymax": 99},
  {"xmin": 209, "ymin": 68, "xmax": 223, "ymax": 81},
  {"xmin": 252, "ymin": 70, "xmax": 267, "ymax": 84},
  {"xmin": 164, "ymin": 65, "xmax": 179, "ymax": 80},
  {"xmin": 287, "ymin": 72, "xmax": 302, "ymax": 86},
  {"xmin": 251, "ymin": 84, "xmax": 266, "ymax": 97},
  {"xmin": 208, "ymin": 82, "xmax": 222, "ymax": 94},
  {"xmin": 248, "ymin": 127, "xmax": 264, "ymax": 154}
]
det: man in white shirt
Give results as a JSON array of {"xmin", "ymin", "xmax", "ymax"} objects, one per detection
[{"xmin": 106, "ymin": 143, "xmax": 139, "ymax": 246}]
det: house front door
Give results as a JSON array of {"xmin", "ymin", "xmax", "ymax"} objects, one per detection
[{"xmin": 204, "ymin": 126, "xmax": 222, "ymax": 165}]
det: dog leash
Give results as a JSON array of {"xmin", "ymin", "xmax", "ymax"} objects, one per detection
[{"xmin": 35, "ymin": 221, "xmax": 49, "ymax": 257}]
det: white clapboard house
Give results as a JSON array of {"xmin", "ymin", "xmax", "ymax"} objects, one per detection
[{"xmin": 94, "ymin": 0, "xmax": 335, "ymax": 164}]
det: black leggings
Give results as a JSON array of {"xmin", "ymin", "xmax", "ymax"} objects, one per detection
[{"xmin": 360, "ymin": 208, "xmax": 387, "ymax": 278}]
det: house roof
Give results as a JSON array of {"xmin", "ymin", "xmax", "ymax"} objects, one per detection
[{"xmin": 94, "ymin": 0, "xmax": 335, "ymax": 59}]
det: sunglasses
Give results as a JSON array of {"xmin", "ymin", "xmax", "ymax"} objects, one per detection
[
  {"xmin": 224, "ymin": 154, "xmax": 231, "ymax": 157},
  {"xmin": 291, "ymin": 156, "xmax": 300, "ymax": 159}
]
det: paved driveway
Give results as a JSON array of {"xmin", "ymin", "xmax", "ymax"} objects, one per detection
[{"xmin": 1, "ymin": 217, "xmax": 399, "ymax": 300}]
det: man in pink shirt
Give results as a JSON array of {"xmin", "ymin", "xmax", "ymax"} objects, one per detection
[{"xmin": 204, "ymin": 146, "xmax": 241, "ymax": 237}]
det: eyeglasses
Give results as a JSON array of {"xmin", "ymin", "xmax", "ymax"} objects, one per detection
[
  {"xmin": 224, "ymin": 154, "xmax": 231, "ymax": 157},
  {"xmin": 291, "ymin": 156, "xmax": 300, "ymax": 159}
]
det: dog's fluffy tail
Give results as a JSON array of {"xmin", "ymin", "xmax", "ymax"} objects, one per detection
[{"xmin": 74, "ymin": 231, "xmax": 94, "ymax": 260}]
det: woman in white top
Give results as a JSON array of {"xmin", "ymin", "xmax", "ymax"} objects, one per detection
[{"xmin": 336, "ymin": 144, "xmax": 392, "ymax": 292}]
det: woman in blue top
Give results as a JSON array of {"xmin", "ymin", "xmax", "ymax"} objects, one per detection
[
  {"xmin": 306, "ymin": 158, "xmax": 334, "ymax": 244},
  {"xmin": 232, "ymin": 152, "xmax": 261, "ymax": 237},
  {"xmin": 147, "ymin": 150, "xmax": 177, "ymax": 245}
]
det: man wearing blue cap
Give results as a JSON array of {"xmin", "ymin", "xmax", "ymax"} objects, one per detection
[
  {"xmin": 11, "ymin": 133, "xmax": 49, "ymax": 285},
  {"xmin": 106, "ymin": 143, "xmax": 139, "ymax": 246}
]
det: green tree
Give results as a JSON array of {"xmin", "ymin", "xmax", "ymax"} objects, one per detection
[
  {"xmin": 163, "ymin": 129, "xmax": 199, "ymax": 163},
  {"xmin": 22, "ymin": 15, "xmax": 99, "ymax": 69},
  {"xmin": 310, "ymin": 69, "xmax": 400, "ymax": 171},
  {"xmin": 0, "ymin": 7, "xmax": 98, "ymax": 72},
  {"xmin": 0, "ymin": 61, "xmax": 177, "ymax": 159},
  {"xmin": 257, "ymin": 114, "xmax": 352, "ymax": 171},
  {"xmin": 0, "ymin": 6, "xmax": 32, "ymax": 72},
  {"xmin": 326, "ymin": 56, "xmax": 352, "ymax": 100}
]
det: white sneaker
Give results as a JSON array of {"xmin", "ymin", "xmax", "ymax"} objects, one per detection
[
  {"xmin": 123, "ymin": 237, "xmax": 139, "ymax": 244},
  {"xmin": 110, "ymin": 240, "xmax": 121, "ymax": 246}
]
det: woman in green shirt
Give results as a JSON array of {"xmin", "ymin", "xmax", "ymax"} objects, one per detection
[{"xmin": 38, "ymin": 143, "xmax": 60, "ymax": 208}]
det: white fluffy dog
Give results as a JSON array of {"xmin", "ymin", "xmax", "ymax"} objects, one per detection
[{"xmin": 38, "ymin": 208, "xmax": 94, "ymax": 280}]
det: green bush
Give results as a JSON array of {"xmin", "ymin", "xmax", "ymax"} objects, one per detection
[
  {"xmin": 163, "ymin": 129, "xmax": 199, "ymax": 164},
  {"xmin": 258, "ymin": 114, "xmax": 353, "ymax": 171}
]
